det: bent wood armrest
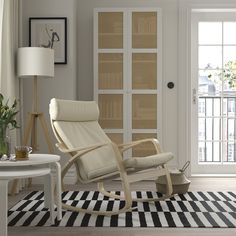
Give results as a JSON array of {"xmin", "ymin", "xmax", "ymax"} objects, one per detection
[{"xmin": 118, "ymin": 138, "xmax": 162, "ymax": 154}]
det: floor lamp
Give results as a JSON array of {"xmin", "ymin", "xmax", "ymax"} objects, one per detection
[{"xmin": 17, "ymin": 47, "xmax": 54, "ymax": 153}]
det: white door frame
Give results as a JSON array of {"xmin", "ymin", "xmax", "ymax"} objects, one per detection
[{"xmin": 178, "ymin": 1, "xmax": 236, "ymax": 177}]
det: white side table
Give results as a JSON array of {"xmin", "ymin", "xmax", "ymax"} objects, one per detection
[{"xmin": 0, "ymin": 154, "xmax": 62, "ymax": 236}]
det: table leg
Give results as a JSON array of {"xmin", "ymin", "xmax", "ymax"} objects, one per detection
[
  {"xmin": 53, "ymin": 162, "xmax": 62, "ymax": 220},
  {"xmin": 44, "ymin": 173, "xmax": 54, "ymax": 224},
  {"xmin": 0, "ymin": 180, "xmax": 9, "ymax": 236}
]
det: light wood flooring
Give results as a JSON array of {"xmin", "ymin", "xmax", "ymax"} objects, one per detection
[{"xmin": 8, "ymin": 178, "xmax": 236, "ymax": 236}]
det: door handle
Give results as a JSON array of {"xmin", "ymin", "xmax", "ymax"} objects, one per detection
[{"xmin": 167, "ymin": 82, "xmax": 174, "ymax": 89}]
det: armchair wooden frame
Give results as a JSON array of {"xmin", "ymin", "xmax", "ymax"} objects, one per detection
[{"xmin": 51, "ymin": 118, "xmax": 173, "ymax": 216}]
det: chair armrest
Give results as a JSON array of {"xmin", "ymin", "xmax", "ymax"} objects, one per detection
[{"xmin": 118, "ymin": 138, "xmax": 162, "ymax": 154}]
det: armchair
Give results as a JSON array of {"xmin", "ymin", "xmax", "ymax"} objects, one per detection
[{"xmin": 49, "ymin": 98, "xmax": 174, "ymax": 215}]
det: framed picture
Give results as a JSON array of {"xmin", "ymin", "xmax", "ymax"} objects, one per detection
[{"xmin": 29, "ymin": 17, "xmax": 67, "ymax": 64}]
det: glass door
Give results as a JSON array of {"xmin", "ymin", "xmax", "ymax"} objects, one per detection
[{"xmin": 192, "ymin": 13, "xmax": 236, "ymax": 174}]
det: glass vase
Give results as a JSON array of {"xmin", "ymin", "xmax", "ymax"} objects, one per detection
[{"xmin": 0, "ymin": 122, "xmax": 10, "ymax": 157}]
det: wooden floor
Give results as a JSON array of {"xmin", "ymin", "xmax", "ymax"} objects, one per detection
[{"xmin": 8, "ymin": 178, "xmax": 236, "ymax": 236}]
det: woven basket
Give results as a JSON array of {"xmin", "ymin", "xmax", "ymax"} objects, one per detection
[{"xmin": 156, "ymin": 161, "xmax": 191, "ymax": 194}]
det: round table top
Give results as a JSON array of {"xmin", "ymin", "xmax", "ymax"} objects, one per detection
[
  {"xmin": 0, "ymin": 153, "xmax": 60, "ymax": 167},
  {"xmin": 0, "ymin": 167, "xmax": 51, "ymax": 179}
]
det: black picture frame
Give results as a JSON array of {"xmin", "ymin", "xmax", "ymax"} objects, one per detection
[{"xmin": 29, "ymin": 17, "xmax": 67, "ymax": 64}]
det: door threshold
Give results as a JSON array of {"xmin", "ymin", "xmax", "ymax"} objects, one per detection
[{"xmin": 191, "ymin": 174, "xmax": 236, "ymax": 178}]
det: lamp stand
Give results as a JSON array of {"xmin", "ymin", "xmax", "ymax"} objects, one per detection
[
  {"xmin": 10, "ymin": 76, "xmax": 54, "ymax": 195},
  {"xmin": 23, "ymin": 76, "xmax": 54, "ymax": 152}
]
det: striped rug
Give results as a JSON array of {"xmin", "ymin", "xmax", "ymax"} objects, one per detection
[{"xmin": 8, "ymin": 191, "xmax": 236, "ymax": 228}]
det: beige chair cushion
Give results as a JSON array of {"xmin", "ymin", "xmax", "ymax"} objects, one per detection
[
  {"xmin": 53, "ymin": 120, "xmax": 118, "ymax": 180},
  {"xmin": 124, "ymin": 152, "xmax": 173, "ymax": 169},
  {"xmin": 50, "ymin": 98, "xmax": 99, "ymax": 122}
]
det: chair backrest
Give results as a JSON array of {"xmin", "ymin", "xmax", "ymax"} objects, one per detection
[{"xmin": 49, "ymin": 98, "xmax": 118, "ymax": 181}]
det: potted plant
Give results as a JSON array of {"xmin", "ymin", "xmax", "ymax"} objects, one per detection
[{"xmin": 0, "ymin": 93, "xmax": 19, "ymax": 157}]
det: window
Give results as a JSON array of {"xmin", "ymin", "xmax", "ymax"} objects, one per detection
[{"xmin": 198, "ymin": 21, "xmax": 236, "ymax": 163}]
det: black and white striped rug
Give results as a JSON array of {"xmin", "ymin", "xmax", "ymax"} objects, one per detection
[{"xmin": 8, "ymin": 191, "xmax": 236, "ymax": 228}]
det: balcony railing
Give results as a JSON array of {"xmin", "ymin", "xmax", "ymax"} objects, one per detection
[{"xmin": 198, "ymin": 95, "xmax": 236, "ymax": 163}]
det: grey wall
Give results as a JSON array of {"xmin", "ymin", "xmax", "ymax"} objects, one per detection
[{"xmin": 21, "ymin": 0, "xmax": 77, "ymax": 167}]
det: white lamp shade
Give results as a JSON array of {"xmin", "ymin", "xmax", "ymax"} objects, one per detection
[{"xmin": 17, "ymin": 47, "xmax": 54, "ymax": 77}]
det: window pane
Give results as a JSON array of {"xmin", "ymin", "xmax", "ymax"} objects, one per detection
[
  {"xmin": 224, "ymin": 22, "xmax": 236, "ymax": 45},
  {"xmin": 199, "ymin": 22, "xmax": 222, "ymax": 45},
  {"xmin": 198, "ymin": 142, "xmax": 206, "ymax": 162},
  {"xmin": 223, "ymin": 46, "xmax": 236, "ymax": 66},
  {"xmin": 227, "ymin": 142, "xmax": 236, "ymax": 162},
  {"xmin": 199, "ymin": 46, "xmax": 222, "ymax": 69},
  {"xmin": 222, "ymin": 118, "xmax": 228, "ymax": 140},
  {"xmin": 206, "ymin": 142, "xmax": 213, "ymax": 161},
  {"xmin": 223, "ymin": 68, "xmax": 236, "ymax": 93},
  {"xmin": 228, "ymin": 119, "xmax": 235, "ymax": 141},
  {"xmin": 222, "ymin": 99, "xmax": 228, "ymax": 116},
  {"xmin": 199, "ymin": 70, "xmax": 222, "ymax": 95},
  {"xmin": 206, "ymin": 98, "xmax": 213, "ymax": 116},
  {"xmin": 198, "ymin": 118, "xmax": 205, "ymax": 140},
  {"xmin": 206, "ymin": 118, "xmax": 213, "ymax": 140},
  {"xmin": 213, "ymin": 118, "xmax": 221, "ymax": 140},
  {"xmin": 228, "ymin": 98, "xmax": 236, "ymax": 117},
  {"xmin": 214, "ymin": 98, "xmax": 221, "ymax": 116},
  {"xmin": 222, "ymin": 141, "xmax": 227, "ymax": 162},
  {"xmin": 198, "ymin": 98, "xmax": 205, "ymax": 116},
  {"xmin": 213, "ymin": 142, "xmax": 220, "ymax": 162}
]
